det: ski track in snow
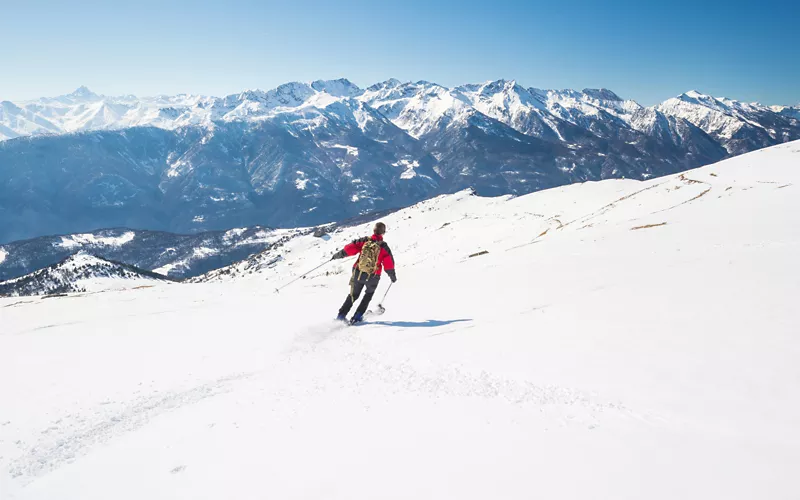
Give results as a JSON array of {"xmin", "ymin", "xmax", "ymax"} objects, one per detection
[
  {"xmin": 6, "ymin": 318, "xmax": 654, "ymax": 487},
  {"xmin": 286, "ymin": 321, "xmax": 655, "ymax": 428},
  {"xmin": 7, "ymin": 372, "xmax": 255, "ymax": 483}
]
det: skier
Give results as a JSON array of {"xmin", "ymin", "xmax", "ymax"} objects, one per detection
[{"xmin": 332, "ymin": 222, "xmax": 397, "ymax": 324}]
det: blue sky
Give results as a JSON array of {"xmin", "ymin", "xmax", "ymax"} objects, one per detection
[{"xmin": 2, "ymin": 0, "xmax": 797, "ymax": 106}]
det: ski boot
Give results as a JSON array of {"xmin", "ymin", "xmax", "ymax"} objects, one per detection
[
  {"xmin": 336, "ymin": 313, "xmax": 348, "ymax": 323},
  {"xmin": 349, "ymin": 312, "xmax": 364, "ymax": 325}
]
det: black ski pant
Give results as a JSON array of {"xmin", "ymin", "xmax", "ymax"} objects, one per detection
[{"xmin": 338, "ymin": 268, "xmax": 381, "ymax": 318}]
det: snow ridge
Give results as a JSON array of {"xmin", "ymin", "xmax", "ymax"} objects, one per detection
[
  {"xmin": 4, "ymin": 81, "xmax": 796, "ymax": 146},
  {"xmin": 0, "ymin": 252, "xmax": 174, "ymax": 297}
]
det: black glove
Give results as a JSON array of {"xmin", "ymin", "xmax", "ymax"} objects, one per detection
[
  {"xmin": 386, "ymin": 269, "xmax": 397, "ymax": 283},
  {"xmin": 331, "ymin": 249, "xmax": 347, "ymax": 260}
]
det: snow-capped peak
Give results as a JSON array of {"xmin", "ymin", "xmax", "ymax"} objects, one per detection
[
  {"xmin": 310, "ymin": 78, "xmax": 363, "ymax": 97},
  {"xmin": 0, "ymin": 100, "xmax": 23, "ymax": 114},
  {"xmin": 682, "ymin": 89, "xmax": 706, "ymax": 99},
  {"xmin": 66, "ymin": 86, "xmax": 100, "ymax": 100},
  {"xmin": 359, "ymin": 80, "xmax": 473, "ymax": 138},
  {"xmin": 478, "ymin": 79, "xmax": 520, "ymax": 92},
  {"xmin": 582, "ymin": 88, "xmax": 623, "ymax": 102},
  {"xmin": 265, "ymin": 82, "xmax": 317, "ymax": 107},
  {"xmin": 2, "ymin": 79, "xmax": 798, "ymax": 155},
  {"xmin": 366, "ymin": 78, "xmax": 402, "ymax": 92},
  {"xmin": 449, "ymin": 79, "xmax": 580, "ymax": 139},
  {"xmin": 654, "ymin": 90, "xmax": 779, "ymax": 146}
]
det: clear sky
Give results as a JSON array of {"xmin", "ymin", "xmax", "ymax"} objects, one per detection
[{"xmin": 2, "ymin": 0, "xmax": 797, "ymax": 106}]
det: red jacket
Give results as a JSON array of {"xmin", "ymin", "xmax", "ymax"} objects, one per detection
[{"xmin": 342, "ymin": 234, "xmax": 395, "ymax": 276}]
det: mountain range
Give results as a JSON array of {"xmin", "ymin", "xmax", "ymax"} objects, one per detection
[
  {"xmin": 0, "ymin": 226, "xmax": 292, "ymax": 281},
  {"xmin": 1, "ymin": 79, "xmax": 798, "ymax": 244}
]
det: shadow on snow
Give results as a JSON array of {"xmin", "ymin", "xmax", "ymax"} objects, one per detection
[{"xmin": 367, "ymin": 319, "xmax": 473, "ymax": 328}]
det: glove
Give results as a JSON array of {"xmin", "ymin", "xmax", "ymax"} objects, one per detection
[
  {"xmin": 331, "ymin": 249, "xmax": 347, "ymax": 260},
  {"xmin": 386, "ymin": 269, "xmax": 397, "ymax": 283}
]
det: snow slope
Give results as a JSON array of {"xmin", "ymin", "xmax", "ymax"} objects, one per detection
[{"xmin": 1, "ymin": 142, "xmax": 799, "ymax": 499}]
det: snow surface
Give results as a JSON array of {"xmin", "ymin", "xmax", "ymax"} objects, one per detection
[
  {"xmin": 2, "ymin": 142, "xmax": 800, "ymax": 499},
  {"xmin": 57, "ymin": 231, "xmax": 136, "ymax": 250},
  {"xmin": 0, "ymin": 247, "xmax": 7, "ymax": 265}
]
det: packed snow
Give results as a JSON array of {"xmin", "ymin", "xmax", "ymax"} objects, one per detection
[{"xmin": 1, "ymin": 142, "xmax": 799, "ymax": 499}]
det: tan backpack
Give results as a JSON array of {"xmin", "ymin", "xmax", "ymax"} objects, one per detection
[{"xmin": 357, "ymin": 240, "xmax": 382, "ymax": 274}]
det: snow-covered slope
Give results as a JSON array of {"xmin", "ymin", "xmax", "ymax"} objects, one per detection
[
  {"xmin": 0, "ymin": 252, "xmax": 173, "ymax": 297},
  {"xmin": 3, "ymin": 141, "xmax": 797, "ymax": 498}
]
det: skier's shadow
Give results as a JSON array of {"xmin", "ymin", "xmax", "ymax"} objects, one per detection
[{"xmin": 368, "ymin": 319, "xmax": 472, "ymax": 328}]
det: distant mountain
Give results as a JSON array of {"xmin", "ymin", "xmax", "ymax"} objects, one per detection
[
  {"xmin": 0, "ymin": 108, "xmax": 439, "ymax": 243},
  {"xmin": 0, "ymin": 252, "xmax": 174, "ymax": 297},
  {"xmin": 656, "ymin": 91, "xmax": 800, "ymax": 155},
  {"xmin": 1, "ymin": 79, "xmax": 798, "ymax": 243},
  {"xmin": 773, "ymin": 105, "xmax": 800, "ymax": 120},
  {"xmin": 0, "ymin": 226, "xmax": 288, "ymax": 281}
]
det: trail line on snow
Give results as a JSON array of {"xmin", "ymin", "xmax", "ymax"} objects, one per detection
[
  {"xmin": 558, "ymin": 180, "xmax": 669, "ymax": 231},
  {"xmin": 7, "ymin": 371, "xmax": 256, "ymax": 483},
  {"xmin": 281, "ymin": 326, "xmax": 661, "ymax": 432},
  {"xmin": 505, "ymin": 181, "xmax": 670, "ymax": 252}
]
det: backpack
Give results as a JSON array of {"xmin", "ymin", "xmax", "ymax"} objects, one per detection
[{"xmin": 357, "ymin": 240, "xmax": 382, "ymax": 274}]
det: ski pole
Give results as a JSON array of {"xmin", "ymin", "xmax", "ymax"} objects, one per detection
[
  {"xmin": 374, "ymin": 282, "xmax": 394, "ymax": 314},
  {"xmin": 274, "ymin": 258, "xmax": 332, "ymax": 293},
  {"xmin": 378, "ymin": 282, "xmax": 393, "ymax": 305}
]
